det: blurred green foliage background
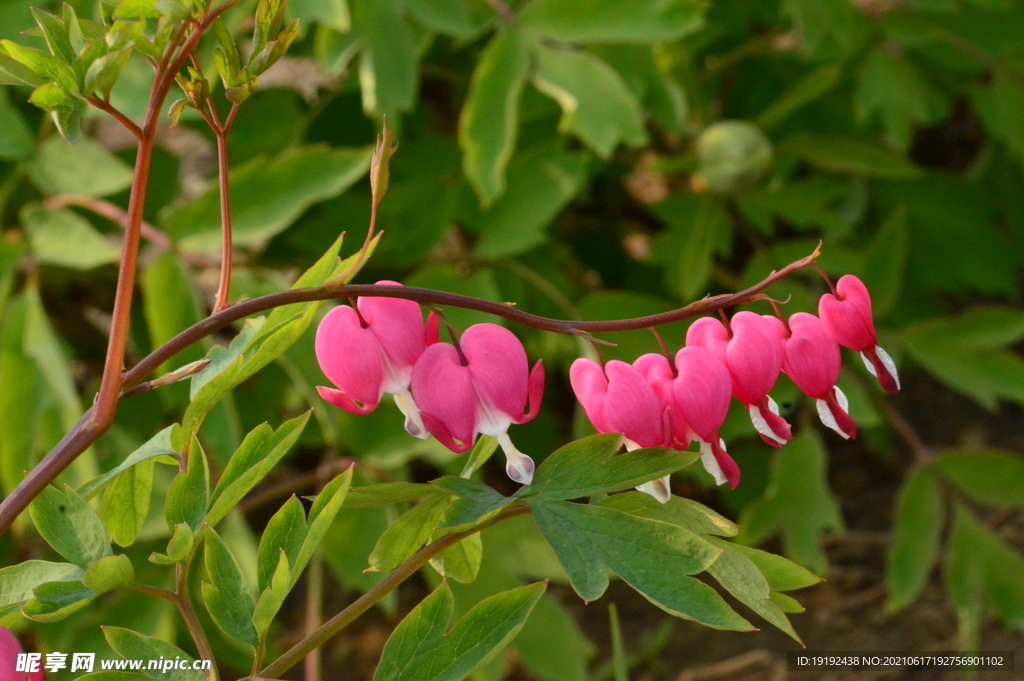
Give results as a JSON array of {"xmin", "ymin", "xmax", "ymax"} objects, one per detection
[{"xmin": 2, "ymin": 0, "xmax": 1024, "ymax": 678}]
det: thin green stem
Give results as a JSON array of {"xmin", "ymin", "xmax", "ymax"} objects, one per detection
[
  {"xmin": 257, "ymin": 504, "xmax": 533, "ymax": 679},
  {"xmin": 176, "ymin": 561, "xmax": 220, "ymax": 680}
]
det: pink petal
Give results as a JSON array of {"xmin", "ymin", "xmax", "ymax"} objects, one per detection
[
  {"xmin": 782, "ymin": 312, "xmax": 841, "ymax": 399},
  {"xmin": 711, "ymin": 439, "xmax": 741, "ymax": 489},
  {"xmin": 604, "ymin": 360, "xmax": 669, "ymax": 448},
  {"xmin": 685, "ymin": 317, "xmax": 729, "ymax": 360},
  {"xmin": 725, "ymin": 311, "xmax": 783, "ymax": 405},
  {"xmin": 316, "ymin": 386, "xmax": 376, "ymax": 414},
  {"xmin": 359, "ymin": 281, "xmax": 427, "ymax": 369},
  {"xmin": 863, "ymin": 345, "xmax": 900, "ymax": 393},
  {"xmin": 822, "ymin": 387, "xmax": 858, "ymax": 439},
  {"xmin": 818, "ymin": 274, "xmax": 877, "ymax": 351},
  {"xmin": 519, "ymin": 360, "xmax": 545, "ymax": 424},
  {"xmin": 315, "ymin": 305, "xmax": 384, "ymax": 409},
  {"xmin": 634, "ymin": 353, "xmax": 690, "ymax": 448},
  {"xmin": 411, "ymin": 343, "xmax": 478, "ymax": 450},
  {"xmin": 425, "ymin": 311, "xmax": 439, "ymax": 346},
  {"xmin": 569, "ymin": 358, "xmax": 613, "ymax": 434},
  {"xmin": 673, "ymin": 347, "xmax": 732, "ymax": 442},
  {"xmin": 0, "ymin": 627, "xmax": 23, "ymax": 681},
  {"xmin": 461, "ymin": 324, "xmax": 530, "ymax": 421}
]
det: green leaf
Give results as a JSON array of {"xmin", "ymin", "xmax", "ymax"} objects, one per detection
[
  {"xmin": 0, "ymin": 561, "xmax": 83, "ymax": 612},
  {"xmin": 22, "ymin": 205, "xmax": 121, "ymax": 270},
  {"xmin": 459, "ymin": 28, "xmax": 531, "ymax": 207},
  {"xmin": 257, "ymin": 496, "xmax": 306, "ymax": 593},
  {"xmin": 405, "ymin": 0, "xmax": 474, "ymax": 36},
  {"xmin": 533, "ymin": 46, "xmax": 646, "ymax": 158},
  {"xmin": 79, "ymin": 425, "xmax": 179, "ymax": 499},
  {"xmin": 84, "ymin": 47, "xmax": 132, "ymax": 97},
  {"xmin": 705, "ymin": 537, "xmax": 801, "ymax": 642},
  {"xmin": 258, "ymin": 231, "xmax": 348, "ymax": 336},
  {"xmin": 22, "ymin": 579, "xmax": 96, "ymax": 621},
  {"xmin": 530, "ymin": 497, "xmax": 750, "ymax": 629},
  {"xmin": 0, "ymin": 40, "xmax": 76, "ymax": 89},
  {"xmin": 81, "ymin": 554, "xmax": 134, "ymax": 593},
  {"xmin": 252, "ymin": 549, "xmax": 290, "ymax": 636},
  {"xmin": 30, "ymin": 485, "xmax": 111, "ymax": 568},
  {"xmin": 207, "ymin": 411, "xmax": 311, "ymax": 527},
  {"xmin": 294, "ymin": 469, "xmax": 352, "ymax": 585},
  {"xmin": 520, "ymin": 0, "xmax": 705, "ymax": 42},
  {"xmin": 0, "ymin": 50, "xmax": 48, "ymax": 87},
  {"xmin": 373, "ymin": 581, "xmax": 546, "ymax": 681},
  {"xmin": 203, "ymin": 528, "xmax": 258, "ymax": 646},
  {"xmin": 164, "ymin": 145, "xmax": 372, "ymax": 251},
  {"xmin": 358, "ymin": 0, "xmax": 417, "ymax": 116},
  {"xmin": 650, "ymin": 194, "xmax": 732, "ymax": 300},
  {"xmin": 432, "ymin": 477, "xmax": 512, "ymax": 531},
  {"xmin": 31, "ymin": 8, "xmax": 76, "ymax": 64},
  {"xmin": 103, "ymin": 627, "xmax": 206, "ymax": 681},
  {"xmin": 29, "ymin": 135, "xmax": 134, "ymax": 197},
  {"xmin": 291, "ymin": 0, "xmax": 350, "ymax": 31},
  {"xmin": 756, "ymin": 63, "xmax": 842, "ymax": 131},
  {"xmin": 149, "ymin": 522, "xmax": 193, "ymax": 565},
  {"xmin": 886, "ymin": 465, "xmax": 943, "ymax": 613},
  {"xmin": 782, "ymin": 0, "xmax": 867, "ymax": 60},
  {"xmin": 100, "ymin": 458, "xmax": 155, "ymax": 548},
  {"xmin": 726, "ymin": 544, "xmax": 822, "ymax": 592},
  {"xmin": 429, "ymin": 533, "xmax": 483, "ymax": 584},
  {"xmin": 935, "ymin": 449, "xmax": 1024, "ymax": 508},
  {"xmin": 460, "ymin": 435, "xmax": 499, "ymax": 478},
  {"xmin": 164, "ymin": 438, "xmax": 209, "ymax": 535},
  {"xmin": 901, "ymin": 307, "xmax": 1024, "ymax": 409},
  {"xmin": 738, "ymin": 429, "xmax": 844, "ymax": 576},
  {"xmin": 859, "ymin": 205, "xmax": 908, "ymax": 318},
  {"xmin": 343, "ymin": 482, "xmax": 438, "ymax": 508},
  {"xmin": 973, "ymin": 72, "xmax": 1024, "ymax": 166},
  {"xmin": 142, "ymin": 252, "xmax": 205, "ymax": 380},
  {"xmin": 28, "ymin": 82, "xmax": 84, "ymax": 143},
  {"xmin": 598, "ymin": 492, "xmax": 739, "ymax": 538},
  {"xmin": 468, "ymin": 141, "xmax": 588, "ymax": 258},
  {"xmin": 519, "ymin": 433, "xmax": 699, "ymax": 500},
  {"xmin": 855, "ymin": 47, "xmax": 948, "ymax": 150},
  {"xmin": 777, "ymin": 135, "xmax": 924, "ymax": 179},
  {"xmin": 0, "ymin": 86, "xmax": 33, "ymax": 160},
  {"xmin": 369, "ymin": 493, "xmax": 452, "ymax": 572}
]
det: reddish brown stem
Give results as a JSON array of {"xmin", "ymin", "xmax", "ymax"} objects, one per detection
[
  {"xmin": 211, "ymin": 127, "xmax": 233, "ymax": 313},
  {"xmin": 85, "ymin": 97, "xmax": 143, "ymax": 140}
]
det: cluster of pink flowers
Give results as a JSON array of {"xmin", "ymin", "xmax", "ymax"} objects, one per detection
[
  {"xmin": 315, "ymin": 282, "xmax": 543, "ymax": 484},
  {"xmin": 314, "ymin": 275, "xmax": 898, "ymax": 498},
  {"xmin": 570, "ymin": 274, "xmax": 899, "ymax": 500}
]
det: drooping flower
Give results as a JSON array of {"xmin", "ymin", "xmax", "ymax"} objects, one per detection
[
  {"xmin": 570, "ymin": 357, "xmax": 672, "ymax": 502},
  {"xmin": 411, "ymin": 323, "xmax": 544, "ymax": 484},
  {"xmin": 672, "ymin": 346, "xmax": 741, "ymax": 489},
  {"xmin": 770, "ymin": 312, "xmax": 857, "ymax": 440},
  {"xmin": 0, "ymin": 626, "xmax": 44, "ymax": 681},
  {"xmin": 633, "ymin": 353, "xmax": 690, "ymax": 450},
  {"xmin": 818, "ymin": 274, "xmax": 900, "ymax": 394},
  {"xmin": 686, "ymin": 312, "xmax": 793, "ymax": 447},
  {"xmin": 315, "ymin": 281, "xmax": 437, "ymax": 438}
]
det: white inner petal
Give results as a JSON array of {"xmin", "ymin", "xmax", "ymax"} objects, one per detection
[
  {"xmin": 748, "ymin": 404, "xmax": 786, "ymax": 446},
  {"xmin": 835, "ymin": 385, "xmax": 849, "ymax": 411},
  {"xmin": 498, "ymin": 431, "xmax": 535, "ymax": 485},
  {"xmin": 815, "ymin": 394, "xmax": 851, "ymax": 440},
  {"xmin": 766, "ymin": 395, "xmax": 781, "ymax": 415},
  {"xmin": 636, "ymin": 475, "xmax": 672, "ymax": 503},
  {"xmin": 876, "ymin": 345, "xmax": 901, "ymax": 390},
  {"xmin": 379, "ymin": 350, "xmax": 412, "ymax": 396},
  {"xmin": 623, "ymin": 437, "xmax": 642, "ymax": 452},
  {"xmin": 860, "ymin": 350, "xmax": 878, "ymax": 378},
  {"xmin": 474, "ymin": 390, "xmax": 516, "ymax": 438},
  {"xmin": 393, "ymin": 389, "xmax": 427, "ymax": 439},
  {"xmin": 696, "ymin": 436, "xmax": 727, "ymax": 486}
]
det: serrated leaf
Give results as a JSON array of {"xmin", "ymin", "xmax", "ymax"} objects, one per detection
[
  {"xmin": 529, "ymin": 497, "xmax": 750, "ymax": 629},
  {"xmin": 459, "ymin": 28, "xmax": 531, "ymax": 207},
  {"xmin": 30, "ymin": 485, "xmax": 111, "ymax": 568},
  {"xmin": 373, "ymin": 581, "xmax": 546, "ymax": 681},
  {"xmin": 886, "ymin": 465, "xmax": 942, "ymax": 613},
  {"xmin": 517, "ymin": 433, "xmax": 699, "ymax": 500}
]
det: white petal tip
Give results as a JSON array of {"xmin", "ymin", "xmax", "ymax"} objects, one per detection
[{"xmin": 636, "ymin": 475, "xmax": 672, "ymax": 503}]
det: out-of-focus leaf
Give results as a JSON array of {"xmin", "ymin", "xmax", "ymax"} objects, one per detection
[
  {"xmin": 757, "ymin": 63, "xmax": 842, "ymax": 131},
  {"xmin": 886, "ymin": 465, "xmax": 943, "ymax": 613},
  {"xmin": 0, "ymin": 86, "xmax": 33, "ymax": 159},
  {"xmin": 22, "ymin": 205, "xmax": 121, "ymax": 270},
  {"xmin": 467, "ymin": 142, "xmax": 587, "ymax": 258},
  {"xmin": 973, "ymin": 72, "xmax": 1024, "ymax": 166},
  {"xmin": 459, "ymin": 28, "xmax": 531, "ymax": 206},
  {"xmin": 291, "ymin": 0, "xmax": 350, "ymax": 31},
  {"xmin": 405, "ymin": 264, "xmax": 503, "ymax": 330},
  {"xmin": 859, "ymin": 205, "xmax": 908, "ymax": 318},
  {"xmin": 782, "ymin": 0, "xmax": 868, "ymax": 59},
  {"xmin": 533, "ymin": 46, "xmax": 647, "ymax": 158},
  {"xmin": 28, "ymin": 83, "xmax": 84, "ymax": 143},
  {"xmin": 650, "ymin": 194, "xmax": 731, "ymax": 300},
  {"xmin": 164, "ymin": 145, "xmax": 371, "ymax": 251},
  {"xmin": 29, "ymin": 136, "xmax": 134, "ymax": 197},
  {"xmin": 935, "ymin": 449, "xmax": 1024, "ymax": 508},
  {"xmin": 405, "ymin": 0, "xmax": 474, "ymax": 36},
  {"xmin": 142, "ymin": 252, "xmax": 206, "ymax": 384},
  {"xmin": 358, "ymin": 0, "xmax": 417, "ymax": 116},
  {"xmin": 777, "ymin": 135, "xmax": 923, "ymax": 179},
  {"xmin": 901, "ymin": 307, "xmax": 1024, "ymax": 409},
  {"xmin": 736, "ymin": 177, "xmax": 853, "ymax": 237},
  {"xmin": 520, "ymin": 0, "xmax": 705, "ymax": 43},
  {"xmin": 855, "ymin": 47, "xmax": 948, "ymax": 150},
  {"xmin": 373, "ymin": 581, "xmax": 546, "ymax": 681},
  {"xmin": 738, "ymin": 429, "xmax": 844, "ymax": 575}
]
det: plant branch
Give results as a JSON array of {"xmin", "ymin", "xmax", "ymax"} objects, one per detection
[
  {"xmin": 0, "ymin": 245, "xmax": 819, "ymax": 534},
  {"xmin": 85, "ymin": 97, "xmax": 144, "ymax": 140},
  {"xmin": 257, "ymin": 504, "xmax": 533, "ymax": 679},
  {"xmin": 176, "ymin": 561, "xmax": 220, "ymax": 680},
  {"xmin": 211, "ymin": 114, "xmax": 234, "ymax": 313}
]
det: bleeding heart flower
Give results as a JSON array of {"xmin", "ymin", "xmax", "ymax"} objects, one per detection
[
  {"xmin": 315, "ymin": 281, "xmax": 437, "ymax": 438},
  {"xmin": 411, "ymin": 323, "xmax": 544, "ymax": 484},
  {"xmin": 686, "ymin": 312, "xmax": 793, "ymax": 447},
  {"xmin": 633, "ymin": 353, "xmax": 690, "ymax": 450},
  {"xmin": 818, "ymin": 274, "xmax": 900, "ymax": 394},
  {"xmin": 672, "ymin": 346, "xmax": 741, "ymax": 489},
  {"xmin": 0, "ymin": 626, "xmax": 44, "ymax": 681},
  {"xmin": 772, "ymin": 312, "xmax": 857, "ymax": 440},
  {"xmin": 570, "ymin": 357, "xmax": 672, "ymax": 502}
]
